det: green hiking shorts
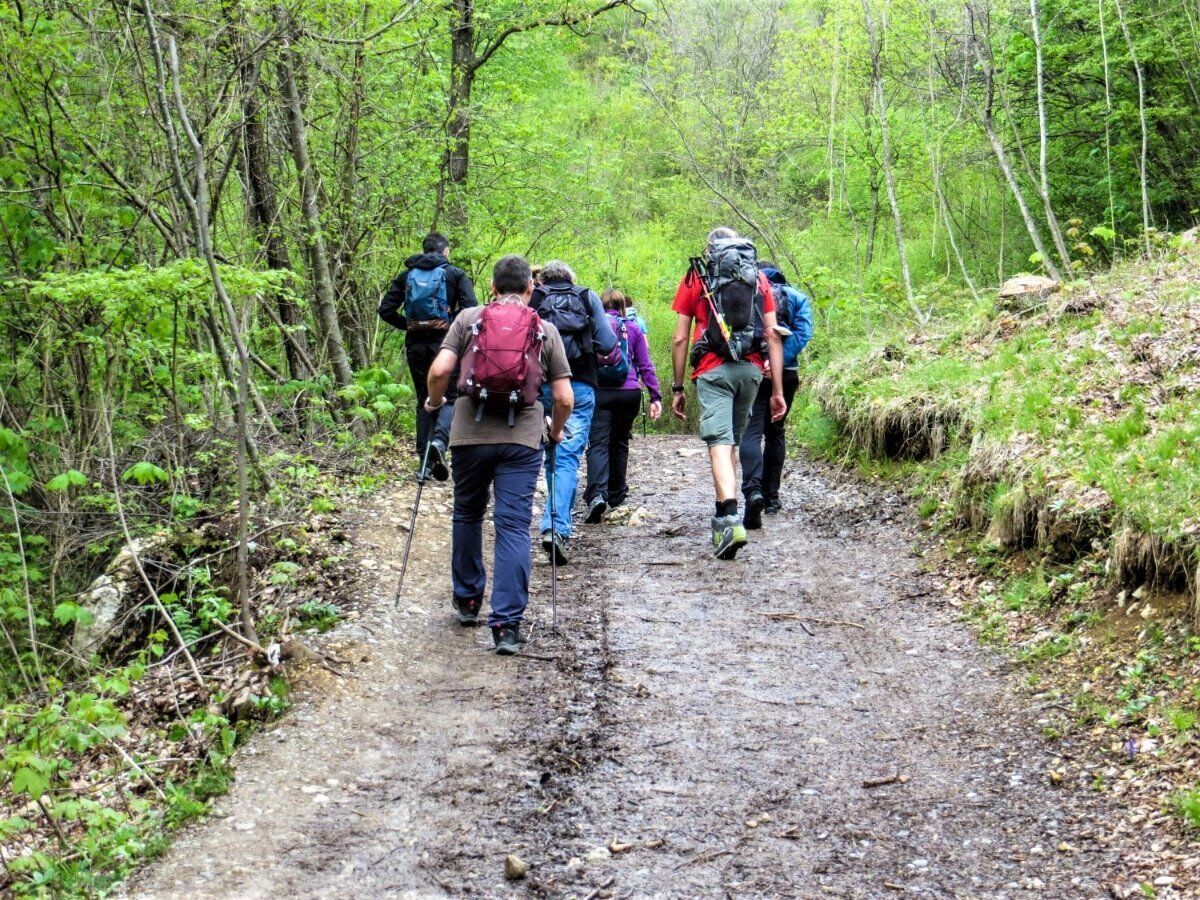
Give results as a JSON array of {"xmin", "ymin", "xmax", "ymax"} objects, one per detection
[{"xmin": 695, "ymin": 362, "xmax": 764, "ymax": 447}]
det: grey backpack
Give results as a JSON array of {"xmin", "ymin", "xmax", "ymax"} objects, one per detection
[{"xmin": 700, "ymin": 237, "xmax": 763, "ymax": 361}]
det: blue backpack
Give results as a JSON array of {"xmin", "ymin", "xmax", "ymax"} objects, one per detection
[
  {"xmin": 405, "ymin": 265, "xmax": 450, "ymax": 323},
  {"xmin": 775, "ymin": 284, "xmax": 813, "ymax": 369},
  {"xmin": 597, "ymin": 319, "xmax": 632, "ymax": 387}
]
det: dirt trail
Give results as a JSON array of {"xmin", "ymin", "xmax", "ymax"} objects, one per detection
[{"xmin": 125, "ymin": 435, "xmax": 1129, "ymax": 898}]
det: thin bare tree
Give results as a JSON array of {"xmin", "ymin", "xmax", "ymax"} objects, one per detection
[
  {"xmin": 967, "ymin": 3, "xmax": 1063, "ymax": 282},
  {"xmin": 1112, "ymin": 0, "xmax": 1153, "ymax": 252},
  {"xmin": 862, "ymin": 0, "xmax": 920, "ymax": 319},
  {"xmin": 1029, "ymin": 0, "xmax": 1073, "ymax": 271}
]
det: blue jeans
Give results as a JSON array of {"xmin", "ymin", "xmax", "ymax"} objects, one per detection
[
  {"xmin": 539, "ymin": 380, "xmax": 596, "ymax": 539},
  {"xmin": 451, "ymin": 443, "xmax": 542, "ymax": 627}
]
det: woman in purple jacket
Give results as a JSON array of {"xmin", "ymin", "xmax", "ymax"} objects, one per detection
[{"xmin": 583, "ymin": 289, "xmax": 663, "ymax": 522}]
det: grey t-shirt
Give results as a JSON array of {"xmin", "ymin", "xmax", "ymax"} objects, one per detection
[{"xmin": 440, "ymin": 300, "xmax": 571, "ymax": 450}]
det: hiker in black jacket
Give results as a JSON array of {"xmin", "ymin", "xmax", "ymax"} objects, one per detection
[{"xmin": 378, "ymin": 232, "xmax": 478, "ymax": 480}]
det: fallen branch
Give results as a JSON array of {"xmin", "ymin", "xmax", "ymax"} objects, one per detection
[
  {"xmin": 212, "ymin": 619, "xmax": 269, "ymax": 657},
  {"xmin": 673, "ymin": 848, "xmax": 732, "ymax": 870},
  {"xmin": 755, "ymin": 612, "xmax": 866, "ymax": 630},
  {"xmin": 862, "ymin": 773, "xmax": 908, "ymax": 788}
]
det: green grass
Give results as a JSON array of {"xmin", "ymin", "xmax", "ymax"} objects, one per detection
[
  {"xmin": 1173, "ymin": 786, "xmax": 1200, "ymax": 830},
  {"xmin": 797, "ymin": 254, "xmax": 1200, "ymax": 561}
]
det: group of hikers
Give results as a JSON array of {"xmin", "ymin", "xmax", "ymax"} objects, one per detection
[{"xmin": 378, "ymin": 228, "xmax": 813, "ymax": 654}]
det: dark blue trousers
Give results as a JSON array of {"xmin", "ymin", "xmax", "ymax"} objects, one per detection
[
  {"xmin": 451, "ymin": 443, "xmax": 542, "ymax": 626},
  {"xmin": 739, "ymin": 369, "xmax": 800, "ymax": 504}
]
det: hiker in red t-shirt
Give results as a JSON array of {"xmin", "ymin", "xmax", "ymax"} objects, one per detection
[{"xmin": 670, "ymin": 227, "xmax": 786, "ymax": 560}]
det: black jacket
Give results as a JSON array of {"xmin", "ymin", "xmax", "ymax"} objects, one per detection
[{"xmin": 378, "ymin": 252, "xmax": 478, "ymax": 345}]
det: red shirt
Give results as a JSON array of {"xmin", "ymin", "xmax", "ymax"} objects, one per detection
[{"xmin": 672, "ymin": 268, "xmax": 776, "ymax": 378}]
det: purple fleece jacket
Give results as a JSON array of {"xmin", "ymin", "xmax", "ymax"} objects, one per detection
[{"xmin": 607, "ymin": 311, "xmax": 662, "ymax": 402}]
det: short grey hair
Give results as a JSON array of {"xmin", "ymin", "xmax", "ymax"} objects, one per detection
[
  {"xmin": 708, "ymin": 226, "xmax": 737, "ymax": 244},
  {"xmin": 540, "ymin": 260, "xmax": 576, "ymax": 284}
]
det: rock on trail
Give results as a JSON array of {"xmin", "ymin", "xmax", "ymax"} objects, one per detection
[{"xmin": 124, "ymin": 435, "xmax": 1127, "ymax": 899}]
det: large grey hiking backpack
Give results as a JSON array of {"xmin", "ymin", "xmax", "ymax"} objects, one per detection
[{"xmin": 695, "ymin": 237, "xmax": 765, "ymax": 363}]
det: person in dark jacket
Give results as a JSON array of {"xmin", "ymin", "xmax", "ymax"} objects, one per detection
[
  {"xmin": 738, "ymin": 261, "xmax": 813, "ymax": 527},
  {"xmin": 531, "ymin": 260, "xmax": 618, "ymax": 564},
  {"xmin": 378, "ymin": 232, "xmax": 477, "ymax": 480},
  {"xmin": 583, "ymin": 289, "xmax": 662, "ymax": 521}
]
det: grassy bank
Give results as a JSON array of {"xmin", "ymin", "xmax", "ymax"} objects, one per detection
[
  {"xmin": 793, "ymin": 245, "xmax": 1200, "ymax": 844},
  {"xmin": 799, "ymin": 247, "xmax": 1200, "ymax": 609}
]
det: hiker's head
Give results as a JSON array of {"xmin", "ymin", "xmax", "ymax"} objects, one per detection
[
  {"xmin": 492, "ymin": 254, "xmax": 534, "ymax": 299},
  {"xmin": 531, "ymin": 265, "xmax": 543, "ymax": 286},
  {"xmin": 423, "ymin": 231, "xmax": 450, "ymax": 257},
  {"xmin": 758, "ymin": 259, "xmax": 786, "ymax": 284},
  {"xmin": 601, "ymin": 288, "xmax": 628, "ymax": 317},
  {"xmin": 540, "ymin": 260, "xmax": 576, "ymax": 285},
  {"xmin": 707, "ymin": 226, "xmax": 736, "ymax": 247}
]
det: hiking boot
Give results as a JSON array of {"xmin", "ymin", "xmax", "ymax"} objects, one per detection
[
  {"xmin": 541, "ymin": 531, "xmax": 569, "ymax": 565},
  {"xmin": 585, "ymin": 496, "xmax": 608, "ymax": 524},
  {"xmin": 744, "ymin": 492, "xmax": 765, "ymax": 531},
  {"xmin": 491, "ymin": 623, "xmax": 522, "ymax": 655},
  {"xmin": 711, "ymin": 515, "xmax": 748, "ymax": 560},
  {"xmin": 764, "ymin": 499, "xmax": 782, "ymax": 516},
  {"xmin": 426, "ymin": 440, "xmax": 450, "ymax": 483},
  {"xmin": 452, "ymin": 595, "xmax": 482, "ymax": 626}
]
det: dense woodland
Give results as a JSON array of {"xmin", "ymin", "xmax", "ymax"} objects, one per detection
[{"xmin": 1, "ymin": 0, "xmax": 1199, "ymax": 891}]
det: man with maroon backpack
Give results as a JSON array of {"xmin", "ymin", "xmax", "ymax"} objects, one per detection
[{"xmin": 426, "ymin": 255, "xmax": 573, "ymax": 654}]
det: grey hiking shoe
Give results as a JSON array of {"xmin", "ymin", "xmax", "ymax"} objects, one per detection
[
  {"xmin": 541, "ymin": 531, "xmax": 569, "ymax": 565},
  {"xmin": 711, "ymin": 515, "xmax": 748, "ymax": 560},
  {"xmin": 491, "ymin": 624, "xmax": 523, "ymax": 655},
  {"xmin": 452, "ymin": 596, "xmax": 482, "ymax": 626}
]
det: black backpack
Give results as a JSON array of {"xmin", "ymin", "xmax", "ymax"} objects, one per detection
[
  {"xmin": 532, "ymin": 283, "xmax": 593, "ymax": 361},
  {"xmin": 693, "ymin": 238, "xmax": 764, "ymax": 363}
]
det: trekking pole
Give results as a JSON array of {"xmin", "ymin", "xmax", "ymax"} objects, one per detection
[
  {"xmin": 547, "ymin": 436, "xmax": 559, "ymax": 636},
  {"xmin": 689, "ymin": 256, "xmax": 732, "ymax": 347},
  {"xmin": 392, "ymin": 441, "xmax": 433, "ymax": 608}
]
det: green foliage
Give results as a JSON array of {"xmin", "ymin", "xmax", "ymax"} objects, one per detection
[
  {"xmin": 295, "ymin": 601, "xmax": 341, "ymax": 634},
  {"xmin": 1173, "ymin": 786, "xmax": 1200, "ymax": 830}
]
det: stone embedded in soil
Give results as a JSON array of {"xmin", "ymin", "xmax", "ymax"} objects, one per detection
[{"xmin": 504, "ymin": 854, "xmax": 528, "ymax": 880}]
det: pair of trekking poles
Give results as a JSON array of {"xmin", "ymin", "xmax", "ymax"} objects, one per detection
[{"xmin": 391, "ymin": 433, "xmax": 561, "ymax": 637}]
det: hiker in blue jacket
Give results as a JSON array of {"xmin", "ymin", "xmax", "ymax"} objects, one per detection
[
  {"xmin": 739, "ymin": 261, "xmax": 813, "ymax": 527},
  {"xmin": 378, "ymin": 232, "xmax": 477, "ymax": 481}
]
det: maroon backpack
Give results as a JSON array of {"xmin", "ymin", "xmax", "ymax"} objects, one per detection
[{"xmin": 457, "ymin": 302, "xmax": 546, "ymax": 425}]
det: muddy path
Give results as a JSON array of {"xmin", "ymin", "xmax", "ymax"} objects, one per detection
[{"xmin": 125, "ymin": 434, "xmax": 1132, "ymax": 899}]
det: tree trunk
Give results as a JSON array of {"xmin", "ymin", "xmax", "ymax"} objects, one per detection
[
  {"xmin": 862, "ymin": 0, "xmax": 918, "ymax": 318},
  {"xmin": 1029, "ymin": 0, "xmax": 1073, "ymax": 271},
  {"xmin": 276, "ymin": 12, "xmax": 357, "ymax": 392},
  {"xmin": 142, "ymin": 1, "xmax": 270, "ymax": 642},
  {"xmin": 1113, "ymin": 0, "xmax": 1153, "ymax": 252},
  {"xmin": 969, "ymin": 7, "xmax": 1063, "ymax": 282},
  {"xmin": 443, "ymin": 0, "xmax": 475, "ymax": 233},
  {"xmin": 866, "ymin": 175, "xmax": 880, "ymax": 266},
  {"xmin": 826, "ymin": 14, "xmax": 841, "ymax": 217},
  {"xmin": 240, "ymin": 50, "xmax": 312, "ymax": 382},
  {"xmin": 1099, "ymin": 0, "xmax": 1118, "ymax": 255}
]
